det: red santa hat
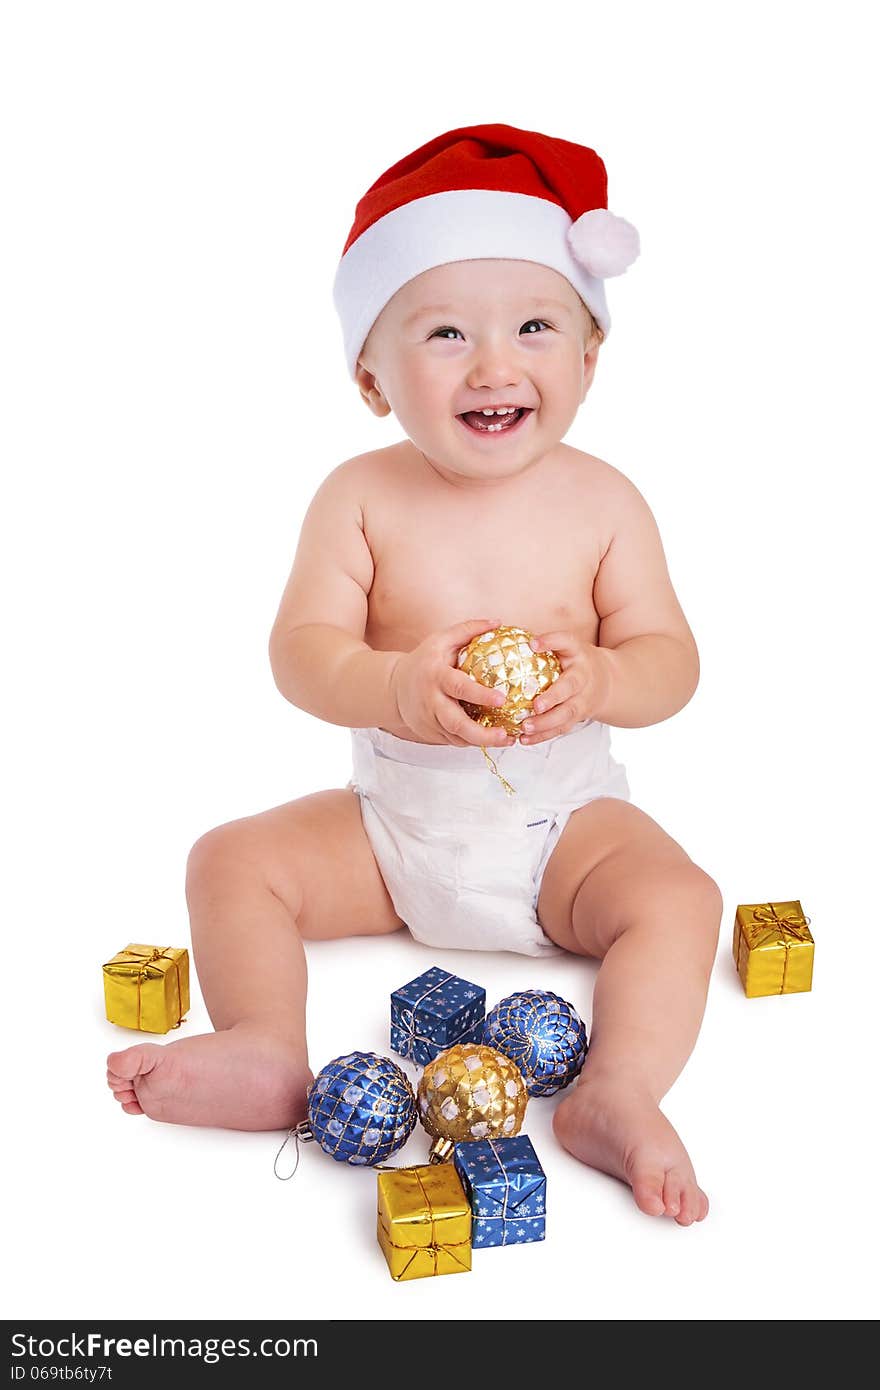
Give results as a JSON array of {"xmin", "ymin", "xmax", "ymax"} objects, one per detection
[{"xmin": 332, "ymin": 122, "xmax": 640, "ymax": 380}]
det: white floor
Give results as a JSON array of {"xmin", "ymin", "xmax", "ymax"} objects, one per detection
[{"xmin": 7, "ymin": 906, "xmax": 874, "ymax": 1321}]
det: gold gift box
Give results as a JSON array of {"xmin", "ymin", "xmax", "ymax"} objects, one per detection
[
  {"xmin": 733, "ymin": 902, "xmax": 814, "ymax": 997},
  {"xmin": 377, "ymin": 1164, "xmax": 471, "ymax": 1281},
  {"xmin": 103, "ymin": 944, "xmax": 190, "ymax": 1033}
]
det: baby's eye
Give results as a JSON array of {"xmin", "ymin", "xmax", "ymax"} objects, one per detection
[
  {"xmin": 521, "ymin": 319, "xmax": 550, "ymax": 334},
  {"xmin": 430, "ymin": 327, "xmax": 463, "ymax": 341}
]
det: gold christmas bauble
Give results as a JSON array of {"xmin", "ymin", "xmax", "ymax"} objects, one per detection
[
  {"xmin": 457, "ymin": 625, "xmax": 561, "ymax": 738},
  {"xmin": 417, "ymin": 1043, "xmax": 528, "ymax": 1153}
]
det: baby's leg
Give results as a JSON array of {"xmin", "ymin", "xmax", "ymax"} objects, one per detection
[
  {"xmin": 106, "ymin": 789, "xmax": 404, "ymax": 1130},
  {"xmin": 537, "ymin": 798, "xmax": 722, "ymax": 1224}
]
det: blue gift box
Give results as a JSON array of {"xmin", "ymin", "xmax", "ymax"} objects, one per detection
[
  {"xmin": 454, "ymin": 1135, "xmax": 546, "ymax": 1249},
  {"xmin": 390, "ymin": 966, "xmax": 485, "ymax": 1066}
]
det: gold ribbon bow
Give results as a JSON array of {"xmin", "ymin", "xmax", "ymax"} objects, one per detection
[
  {"xmin": 746, "ymin": 903, "xmax": 812, "ymax": 950},
  {"xmin": 122, "ymin": 946, "xmax": 185, "ymax": 1031}
]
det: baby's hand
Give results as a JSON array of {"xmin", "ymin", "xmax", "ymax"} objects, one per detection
[
  {"xmin": 518, "ymin": 626, "xmax": 613, "ymax": 745},
  {"xmin": 390, "ymin": 617, "xmax": 514, "ymax": 748}
]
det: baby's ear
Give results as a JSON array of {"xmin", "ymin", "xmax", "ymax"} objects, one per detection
[
  {"xmin": 580, "ymin": 341, "xmax": 601, "ymax": 402},
  {"xmin": 355, "ymin": 362, "xmax": 392, "ymax": 417}
]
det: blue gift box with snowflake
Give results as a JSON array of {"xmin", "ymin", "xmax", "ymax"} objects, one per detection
[
  {"xmin": 453, "ymin": 1134, "xmax": 546, "ymax": 1249},
  {"xmin": 390, "ymin": 966, "xmax": 486, "ymax": 1066}
]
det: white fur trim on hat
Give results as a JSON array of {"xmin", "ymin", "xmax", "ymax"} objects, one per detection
[
  {"xmin": 333, "ymin": 188, "xmax": 612, "ymax": 380},
  {"xmin": 567, "ymin": 209, "xmax": 641, "ymax": 279}
]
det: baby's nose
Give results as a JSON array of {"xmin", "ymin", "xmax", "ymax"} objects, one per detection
[{"xmin": 467, "ymin": 357, "xmax": 521, "ymax": 390}]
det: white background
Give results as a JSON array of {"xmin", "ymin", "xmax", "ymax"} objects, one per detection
[{"xmin": 3, "ymin": 0, "xmax": 878, "ymax": 1321}]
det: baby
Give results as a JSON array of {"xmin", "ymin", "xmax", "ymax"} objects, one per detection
[{"xmin": 107, "ymin": 123, "xmax": 722, "ymax": 1226}]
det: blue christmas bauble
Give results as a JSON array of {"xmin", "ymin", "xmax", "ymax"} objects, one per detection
[
  {"xmin": 482, "ymin": 991, "xmax": 588, "ymax": 1096},
  {"xmin": 306, "ymin": 1051, "xmax": 417, "ymax": 1165}
]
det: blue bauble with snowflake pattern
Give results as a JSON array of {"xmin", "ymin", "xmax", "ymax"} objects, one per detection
[
  {"xmin": 306, "ymin": 1051, "xmax": 417, "ymax": 1165},
  {"xmin": 482, "ymin": 990, "xmax": 588, "ymax": 1096}
]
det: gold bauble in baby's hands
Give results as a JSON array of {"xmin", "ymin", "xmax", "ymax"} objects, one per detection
[{"xmin": 457, "ymin": 625, "xmax": 562, "ymax": 738}]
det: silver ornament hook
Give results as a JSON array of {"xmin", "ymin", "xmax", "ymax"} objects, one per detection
[{"xmin": 273, "ymin": 1119, "xmax": 314, "ymax": 1180}]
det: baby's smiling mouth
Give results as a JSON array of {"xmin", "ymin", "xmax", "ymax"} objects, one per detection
[{"xmin": 456, "ymin": 406, "xmax": 532, "ymax": 434}]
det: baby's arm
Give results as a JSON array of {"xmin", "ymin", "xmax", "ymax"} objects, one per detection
[
  {"xmin": 589, "ymin": 472, "xmax": 700, "ymax": 728},
  {"xmin": 269, "ymin": 462, "xmax": 406, "ymax": 733}
]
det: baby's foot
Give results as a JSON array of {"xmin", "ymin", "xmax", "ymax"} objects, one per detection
[
  {"xmin": 106, "ymin": 1025, "xmax": 313, "ymax": 1131},
  {"xmin": 553, "ymin": 1074, "xmax": 709, "ymax": 1225}
]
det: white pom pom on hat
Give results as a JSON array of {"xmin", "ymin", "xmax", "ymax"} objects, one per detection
[
  {"xmin": 567, "ymin": 208, "xmax": 641, "ymax": 279},
  {"xmin": 332, "ymin": 123, "xmax": 640, "ymax": 379}
]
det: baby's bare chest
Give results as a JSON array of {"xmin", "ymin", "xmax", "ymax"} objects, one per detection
[{"xmin": 363, "ymin": 469, "xmax": 607, "ymax": 652}]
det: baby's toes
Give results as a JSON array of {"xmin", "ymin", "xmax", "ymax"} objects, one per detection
[
  {"xmin": 111, "ymin": 1086, "xmax": 138, "ymax": 1105},
  {"xmin": 631, "ymin": 1169, "xmax": 666, "ymax": 1217},
  {"xmin": 674, "ymin": 1179, "xmax": 703, "ymax": 1226},
  {"xmin": 107, "ymin": 1043, "xmax": 162, "ymax": 1083},
  {"xmin": 106, "ymin": 1073, "xmax": 143, "ymax": 1112},
  {"xmin": 662, "ymin": 1170, "xmax": 684, "ymax": 1218}
]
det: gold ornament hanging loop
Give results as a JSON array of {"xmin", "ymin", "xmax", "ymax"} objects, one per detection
[{"xmin": 479, "ymin": 744, "xmax": 517, "ymax": 796}]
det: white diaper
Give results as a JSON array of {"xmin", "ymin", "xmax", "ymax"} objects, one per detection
[{"xmin": 346, "ymin": 718, "xmax": 630, "ymax": 957}]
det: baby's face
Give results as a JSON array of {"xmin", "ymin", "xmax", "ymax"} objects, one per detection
[{"xmin": 356, "ymin": 259, "xmax": 600, "ymax": 486}]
